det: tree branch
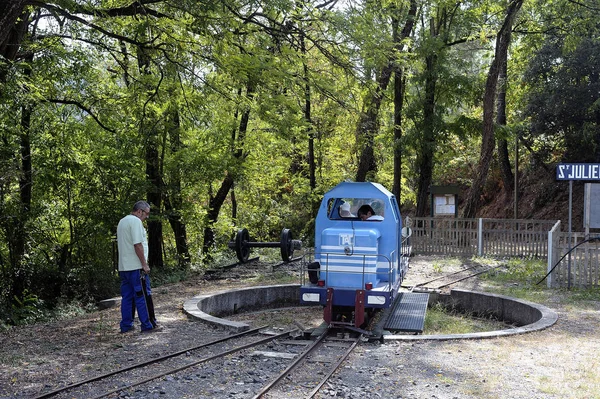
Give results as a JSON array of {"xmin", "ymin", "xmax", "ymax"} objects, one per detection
[
  {"xmin": 29, "ymin": 1, "xmax": 158, "ymax": 47},
  {"xmin": 43, "ymin": 99, "xmax": 117, "ymax": 133}
]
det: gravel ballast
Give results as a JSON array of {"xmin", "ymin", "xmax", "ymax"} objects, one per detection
[{"xmin": 1, "ymin": 255, "xmax": 599, "ymax": 399}]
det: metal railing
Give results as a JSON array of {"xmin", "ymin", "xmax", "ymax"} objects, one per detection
[{"xmin": 301, "ymin": 251, "xmax": 394, "ymax": 291}]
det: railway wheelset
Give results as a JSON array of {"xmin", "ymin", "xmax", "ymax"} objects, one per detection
[{"xmin": 227, "ymin": 227, "xmax": 302, "ymax": 263}]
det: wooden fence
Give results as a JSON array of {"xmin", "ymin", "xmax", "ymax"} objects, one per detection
[
  {"xmin": 408, "ymin": 217, "xmax": 556, "ymax": 258},
  {"xmin": 547, "ymin": 222, "xmax": 600, "ymax": 288},
  {"xmin": 408, "ymin": 217, "xmax": 600, "ymax": 288}
]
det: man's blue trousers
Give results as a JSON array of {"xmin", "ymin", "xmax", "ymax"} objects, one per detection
[{"xmin": 119, "ymin": 269, "xmax": 154, "ymax": 332}]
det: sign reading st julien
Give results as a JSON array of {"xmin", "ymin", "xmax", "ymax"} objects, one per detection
[
  {"xmin": 556, "ymin": 163, "xmax": 600, "ymax": 231},
  {"xmin": 556, "ymin": 163, "xmax": 600, "ymax": 181}
]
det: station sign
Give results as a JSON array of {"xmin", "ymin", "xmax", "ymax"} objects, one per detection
[{"xmin": 556, "ymin": 163, "xmax": 600, "ymax": 181}]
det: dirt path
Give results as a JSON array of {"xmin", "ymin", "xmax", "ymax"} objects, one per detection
[{"xmin": 0, "ymin": 256, "xmax": 599, "ymax": 399}]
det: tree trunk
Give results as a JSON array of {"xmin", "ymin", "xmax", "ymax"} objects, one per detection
[
  {"xmin": 415, "ymin": 48, "xmax": 437, "ymax": 217},
  {"xmin": 136, "ymin": 43, "xmax": 164, "ymax": 269},
  {"xmin": 355, "ymin": 67, "xmax": 393, "ymax": 182},
  {"xmin": 391, "ymin": 0, "xmax": 417, "ymax": 201},
  {"xmin": 302, "ymin": 35, "xmax": 316, "ymax": 192},
  {"xmin": 462, "ymin": 0, "xmax": 523, "ymax": 218},
  {"xmin": 0, "ymin": 1, "xmax": 28, "ymax": 59},
  {"xmin": 497, "ymin": 57, "xmax": 514, "ymax": 195},
  {"xmin": 6, "ymin": 50, "xmax": 34, "ymax": 301},
  {"xmin": 392, "ymin": 63, "xmax": 405, "ymax": 201},
  {"xmin": 163, "ymin": 107, "xmax": 190, "ymax": 268},
  {"xmin": 146, "ymin": 136, "xmax": 164, "ymax": 269},
  {"xmin": 9, "ymin": 99, "xmax": 32, "ymax": 301},
  {"xmin": 414, "ymin": 14, "xmax": 441, "ymax": 217},
  {"xmin": 202, "ymin": 82, "xmax": 254, "ymax": 258}
]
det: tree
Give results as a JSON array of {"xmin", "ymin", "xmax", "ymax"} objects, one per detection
[
  {"xmin": 411, "ymin": 1, "xmax": 475, "ymax": 216},
  {"xmin": 523, "ymin": 35, "xmax": 600, "ymax": 163},
  {"xmin": 0, "ymin": 0, "xmax": 28, "ymax": 64},
  {"xmin": 391, "ymin": 0, "xmax": 418, "ymax": 200},
  {"xmin": 496, "ymin": 57, "xmax": 514, "ymax": 196},
  {"xmin": 462, "ymin": 0, "xmax": 524, "ymax": 218}
]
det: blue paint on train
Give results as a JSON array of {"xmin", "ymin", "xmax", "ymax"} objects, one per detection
[{"xmin": 300, "ymin": 182, "xmax": 409, "ymax": 328}]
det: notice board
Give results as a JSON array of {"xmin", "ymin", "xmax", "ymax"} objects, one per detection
[{"xmin": 584, "ymin": 183, "xmax": 600, "ymax": 229}]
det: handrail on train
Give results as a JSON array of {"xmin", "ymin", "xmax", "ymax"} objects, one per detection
[{"xmin": 300, "ymin": 250, "xmax": 394, "ymax": 292}]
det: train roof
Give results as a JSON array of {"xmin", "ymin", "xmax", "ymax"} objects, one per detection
[{"xmin": 323, "ymin": 181, "xmax": 394, "ymax": 199}]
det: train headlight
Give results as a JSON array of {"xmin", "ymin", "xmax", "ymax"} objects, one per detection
[
  {"xmin": 302, "ymin": 293, "xmax": 320, "ymax": 302},
  {"xmin": 365, "ymin": 282, "xmax": 373, "ymax": 290},
  {"xmin": 317, "ymin": 279, "xmax": 325, "ymax": 287},
  {"xmin": 367, "ymin": 296, "xmax": 386, "ymax": 305}
]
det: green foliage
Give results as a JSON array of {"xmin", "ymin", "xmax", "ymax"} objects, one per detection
[
  {"xmin": 523, "ymin": 35, "xmax": 600, "ymax": 163},
  {"xmin": 485, "ymin": 257, "xmax": 547, "ymax": 284},
  {"xmin": 9, "ymin": 290, "xmax": 44, "ymax": 326},
  {"xmin": 1, "ymin": 0, "xmax": 597, "ymax": 326},
  {"xmin": 560, "ymin": 286, "xmax": 600, "ymax": 311},
  {"xmin": 478, "ymin": 257, "xmax": 552, "ymax": 303}
]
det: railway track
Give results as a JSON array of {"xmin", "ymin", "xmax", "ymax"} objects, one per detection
[
  {"xmin": 34, "ymin": 323, "xmax": 358, "ymax": 399},
  {"xmin": 33, "ymin": 326, "xmax": 294, "ymax": 399},
  {"xmin": 405, "ymin": 263, "xmax": 504, "ymax": 291},
  {"xmin": 254, "ymin": 328, "xmax": 362, "ymax": 399}
]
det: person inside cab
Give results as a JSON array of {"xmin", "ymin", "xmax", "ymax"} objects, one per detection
[
  {"xmin": 357, "ymin": 204, "xmax": 384, "ymax": 221},
  {"xmin": 339, "ymin": 202, "xmax": 355, "ymax": 218}
]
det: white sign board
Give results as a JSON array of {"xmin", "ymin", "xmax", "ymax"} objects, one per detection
[{"xmin": 434, "ymin": 194, "xmax": 455, "ymax": 216}]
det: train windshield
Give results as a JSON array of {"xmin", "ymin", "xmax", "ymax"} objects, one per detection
[{"xmin": 329, "ymin": 198, "xmax": 385, "ymax": 220}]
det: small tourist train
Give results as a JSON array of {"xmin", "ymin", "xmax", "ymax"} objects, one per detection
[{"xmin": 300, "ymin": 181, "xmax": 410, "ymax": 329}]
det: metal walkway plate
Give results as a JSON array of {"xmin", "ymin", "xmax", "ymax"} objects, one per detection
[{"xmin": 384, "ymin": 292, "xmax": 429, "ymax": 333}]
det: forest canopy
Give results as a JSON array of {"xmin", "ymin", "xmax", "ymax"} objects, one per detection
[{"xmin": 1, "ymin": 0, "xmax": 599, "ymax": 324}]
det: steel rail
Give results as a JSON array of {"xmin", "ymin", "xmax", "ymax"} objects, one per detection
[
  {"xmin": 432, "ymin": 264, "xmax": 504, "ymax": 289},
  {"xmin": 252, "ymin": 328, "xmax": 330, "ymax": 399},
  {"xmin": 409, "ymin": 264, "xmax": 482, "ymax": 287},
  {"xmin": 32, "ymin": 325, "xmax": 269, "ymax": 399},
  {"xmin": 205, "ymin": 256, "xmax": 261, "ymax": 274},
  {"xmin": 305, "ymin": 336, "xmax": 361, "ymax": 399},
  {"xmin": 91, "ymin": 329, "xmax": 295, "ymax": 399}
]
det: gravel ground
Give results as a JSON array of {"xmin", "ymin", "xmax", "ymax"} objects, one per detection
[{"xmin": 1, "ymin": 255, "xmax": 599, "ymax": 399}]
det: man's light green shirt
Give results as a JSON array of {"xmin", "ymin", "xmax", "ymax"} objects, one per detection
[{"xmin": 117, "ymin": 214, "xmax": 148, "ymax": 271}]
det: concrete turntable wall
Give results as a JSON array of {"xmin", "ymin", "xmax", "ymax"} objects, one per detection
[
  {"xmin": 183, "ymin": 284, "xmax": 301, "ymax": 332},
  {"xmin": 184, "ymin": 284, "xmax": 558, "ymax": 339}
]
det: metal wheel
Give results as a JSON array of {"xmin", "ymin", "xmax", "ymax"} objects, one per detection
[
  {"xmin": 280, "ymin": 228, "xmax": 293, "ymax": 262},
  {"xmin": 235, "ymin": 228, "xmax": 251, "ymax": 263}
]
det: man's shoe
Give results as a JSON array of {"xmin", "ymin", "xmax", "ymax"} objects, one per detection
[
  {"xmin": 120, "ymin": 327, "xmax": 134, "ymax": 334},
  {"xmin": 141, "ymin": 325, "xmax": 163, "ymax": 333}
]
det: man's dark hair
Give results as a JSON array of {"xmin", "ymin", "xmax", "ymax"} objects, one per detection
[{"xmin": 357, "ymin": 204, "xmax": 375, "ymax": 217}]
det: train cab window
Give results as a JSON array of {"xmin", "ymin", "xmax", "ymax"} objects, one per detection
[
  {"xmin": 357, "ymin": 202, "xmax": 384, "ymax": 221},
  {"xmin": 330, "ymin": 198, "xmax": 384, "ymax": 221}
]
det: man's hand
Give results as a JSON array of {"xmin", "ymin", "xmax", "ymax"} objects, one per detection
[{"xmin": 134, "ymin": 243, "xmax": 149, "ymax": 273}]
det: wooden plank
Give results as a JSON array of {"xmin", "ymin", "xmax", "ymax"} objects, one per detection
[{"xmin": 251, "ymin": 351, "xmax": 297, "ymax": 360}]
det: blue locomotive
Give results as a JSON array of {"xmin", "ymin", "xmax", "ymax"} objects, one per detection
[{"xmin": 300, "ymin": 181, "xmax": 410, "ymax": 329}]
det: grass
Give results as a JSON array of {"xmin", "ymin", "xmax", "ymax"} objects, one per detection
[
  {"xmin": 423, "ymin": 256, "xmax": 600, "ymax": 334},
  {"xmin": 423, "ymin": 303, "xmax": 509, "ymax": 335},
  {"xmin": 432, "ymin": 257, "xmax": 462, "ymax": 273},
  {"xmin": 466, "ymin": 256, "xmax": 600, "ymax": 313}
]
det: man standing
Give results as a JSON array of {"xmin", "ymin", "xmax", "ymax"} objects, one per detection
[{"xmin": 117, "ymin": 201, "xmax": 158, "ymax": 333}]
